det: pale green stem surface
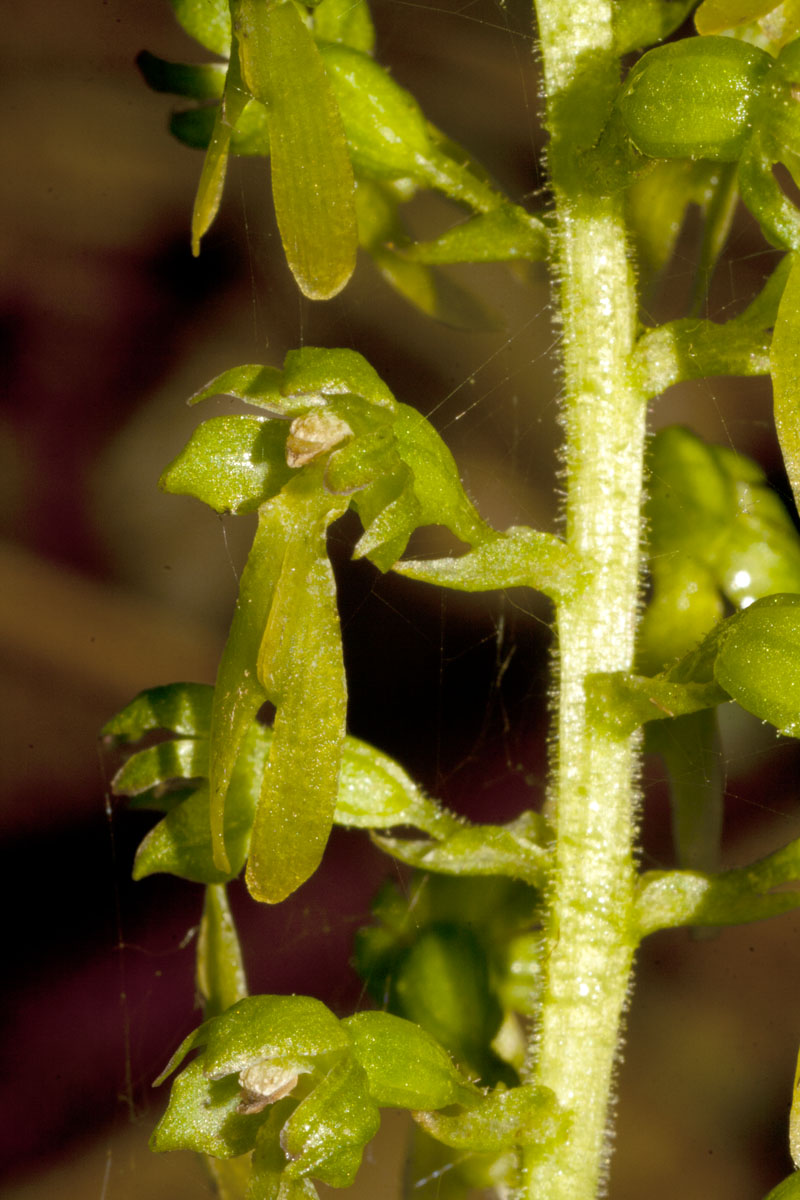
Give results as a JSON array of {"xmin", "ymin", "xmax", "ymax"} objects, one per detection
[{"xmin": 524, "ymin": 3, "xmax": 646, "ymax": 1197}]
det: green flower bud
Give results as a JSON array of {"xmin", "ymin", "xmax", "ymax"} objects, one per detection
[{"xmin": 616, "ymin": 36, "xmax": 771, "ymax": 161}]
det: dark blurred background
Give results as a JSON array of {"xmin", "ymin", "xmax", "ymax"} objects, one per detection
[{"xmin": 3, "ymin": 3, "xmax": 800, "ymax": 1198}]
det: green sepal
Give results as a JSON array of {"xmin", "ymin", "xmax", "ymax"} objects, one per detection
[
  {"xmin": 613, "ymin": 0, "xmax": 697, "ymax": 53},
  {"xmin": 394, "ymin": 525, "xmax": 584, "ymax": 604},
  {"xmin": 208, "ymin": 1156, "xmax": 254, "ymax": 1200},
  {"xmin": 738, "ymin": 132, "xmax": 800, "ymax": 251},
  {"xmin": 190, "ymin": 350, "xmax": 395, "ymax": 413},
  {"xmin": 772, "ymin": 252, "xmax": 800, "ymax": 513},
  {"xmin": 136, "ymin": 50, "xmax": 226, "ymax": 100},
  {"xmin": 247, "ymin": 1105, "xmax": 317, "ymax": 1200},
  {"xmin": 197, "ymin": 883, "xmax": 249, "ymax": 1019},
  {"xmin": 390, "ymin": 403, "xmax": 493, "ymax": 547},
  {"xmin": 132, "ymin": 723, "xmax": 268, "ymax": 883},
  {"xmin": 233, "ymin": 0, "xmax": 357, "ymax": 299},
  {"xmin": 168, "ymin": 0, "xmax": 232, "ymax": 55},
  {"xmin": 391, "ymin": 924, "xmax": 507, "ymax": 1083},
  {"xmin": 160, "ymin": 416, "xmax": 293, "ymax": 514},
  {"xmin": 355, "ymin": 180, "xmax": 499, "ymax": 329},
  {"xmin": 633, "ymin": 256, "xmax": 791, "ymax": 398},
  {"xmin": 587, "ymin": 671, "xmax": 728, "ymax": 738},
  {"xmin": 373, "ymin": 811, "xmax": 550, "ymax": 889},
  {"xmin": 312, "ymin": 0, "xmax": 375, "ymax": 52},
  {"xmin": 199, "ymin": 995, "xmax": 349, "ymax": 1081},
  {"xmin": 280, "ymin": 346, "xmax": 396, "ymax": 408},
  {"xmin": 695, "ymin": 0, "xmax": 781, "ymax": 34},
  {"xmin": 334, "ymin": 736, "xmax": 458, "ymax": 837},
  {"xmin": 190, "ymin": 364, "xmax": 286, "ymax": 410},
  {"xmin": 763, "ymin": 1174, "xmax": 800, "ymax": 1200},
  {"xmin": 281, "ymin": 1056, "xmax": 379, "ymax": 1187},
  {"xmin": 191, "ymin": 41, "xmax": 251, "ymax": 255},
  {"xmin": 171, "ymin": 100, "xmax": 271, "ymax": 156},
  {"xmin": 635, "ymin": 832, "xmax": 800, "ymax": 935},
  {"xmin": 413, "ymin": 1082, "xmax": 567, "ymax": 1153},
  {"xmin": 154, "ymin": 1021, "xmax": 212, "ymax": 1087},
  {"xmin": 101, "ymin": 681, "xmax": 213, "ymax": 742},
  {"xmin": 402, "ymin": 205, "xmax": 548, "ymax": 265},
  {"xmin": 109, "ymin": 690, "xmax": 455, "ymax": 882},
  {"xmin": 713, "ymin": 592, "xmax": 800, "ymax": 735},
  {"xmin": 151, "ymin": 1058, "xmax": 265, "ymax": 1157},
  {"xmin": 342, "ymin": 1010, "xmax": 479, "ymax": 1109},
  {"xmin": 601, "ymin": 593, "xmax": 800, "ymax": 736},
  {"xmin": 111, "ymin": 738, "xmax": 208, "ymax": 797},
  {"xmin": 317, "ymin": 41, "xmax": 436, "ymax": 181},
  {"xmin": 646, "ymin": 710, "xmax": 723, "ymax": 875},
  {"xmin": 637, "ymin": 559, "xmax": 722, "ymax": 676}
]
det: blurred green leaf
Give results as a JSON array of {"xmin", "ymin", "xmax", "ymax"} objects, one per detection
[
  {"xmin": 160, "ymin": 416, "xmax": 292, "ymax": 513},
  {"xmin": 764, "ymin": 1174, "xmax": 800, "ymax": 1200},
  {"xmin": 168, "ymin": 0, "xmax": 231, "ymax": 55},
  {"xmin": 791, "ymin": 1043, "xmax": 800, "ymax": 1170},
  {"xmin": 233, "ymin": 0, "xmax": 357, "ymax": 299},
  {"xmin": 342, "ymin": 1011, "xmax": 479, "ymax": 1109}
]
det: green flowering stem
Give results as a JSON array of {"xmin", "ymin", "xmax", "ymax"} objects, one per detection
[{"xmin": 524, "ymin": 3, "xmax": 646, "ymax": 1197}]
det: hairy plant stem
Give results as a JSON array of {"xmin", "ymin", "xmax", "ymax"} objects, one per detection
[{"xmin": 523, "ymin": 4, "xmax": 646, "ymax": 1197}]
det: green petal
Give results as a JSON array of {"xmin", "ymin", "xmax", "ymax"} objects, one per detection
[
  {"xmin": 159, "ymin": 416, "xmax": 292, "ymax": 513},
  {"xmin": 191, "ymin": 44, "xmax": 251, "ymax": 254},
  {"xmin": 136, "ymin": 51, "xmax": 227, "ymax": 100},
  {"xmin": 342, "ymin": 1010, "xmax": 479, "ymax": 1109},
  {"xmin": 102, "ymin": 682, "xmax": 213, "ymax": 742}
]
